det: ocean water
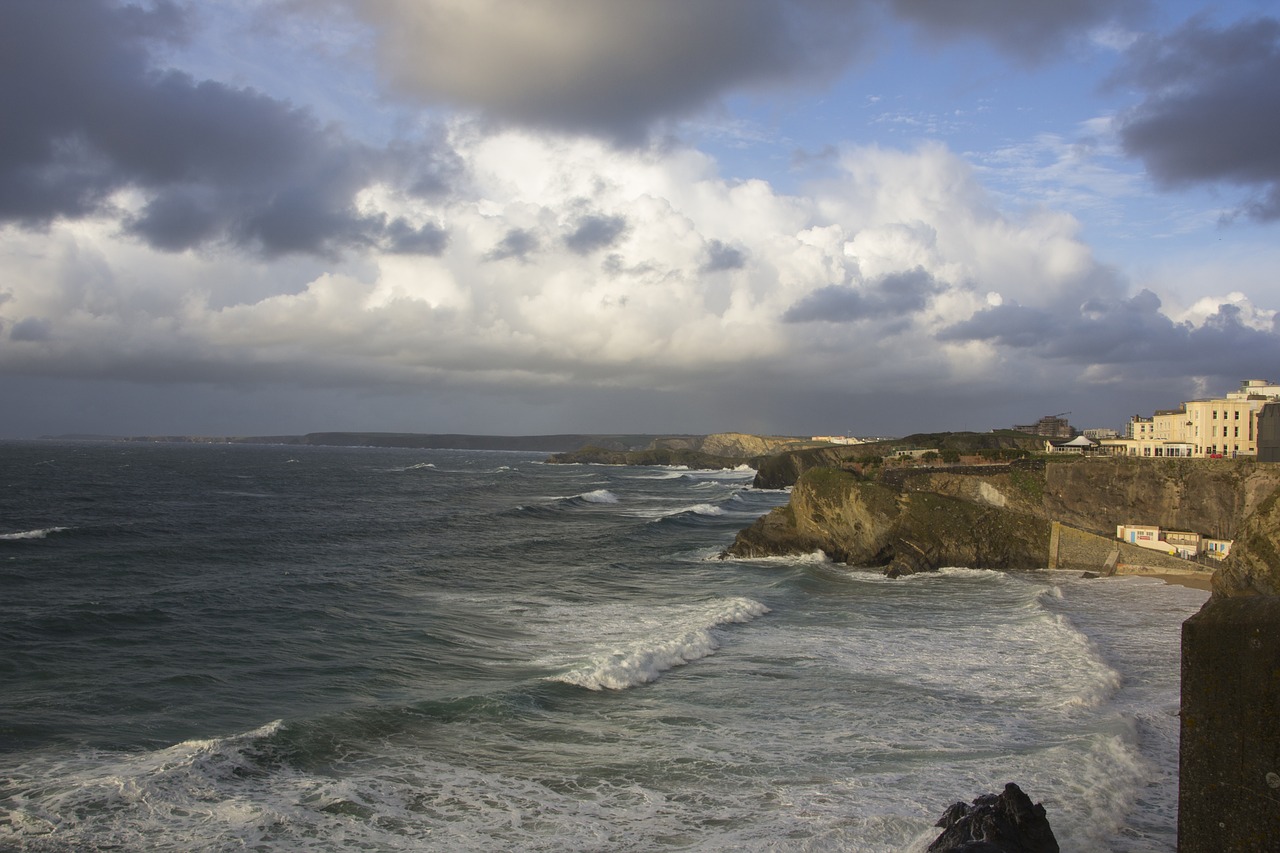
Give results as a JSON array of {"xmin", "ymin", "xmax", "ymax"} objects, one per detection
[{"xmin": 0, "ymin": 441, "xmax": 1207, "ymax": 852}]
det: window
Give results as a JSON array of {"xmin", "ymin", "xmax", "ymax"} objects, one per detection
[
  {"xmin": 1235, "ymin": 426, "xmax": 1239, "ymax": 437},
  {"xmin": 1235, "ymin": 411, "xmax": 1240, "ymax": 420},
  {"xmin": 1213, "ymin": 410, "xmax": 1218, "ymax": 419}
]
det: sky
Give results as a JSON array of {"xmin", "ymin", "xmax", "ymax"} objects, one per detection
[{"xmin": 2, "ymin": 0, "xmax": 1280, "ymax": 439}]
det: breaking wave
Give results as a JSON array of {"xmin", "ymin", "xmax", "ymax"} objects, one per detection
[
  {"xmin": 550, "ymin": 597, "xmax": 769, "ymax": 691},
  {"xmin": 1, "ymin": 526, "xmax": 69, "ymax": 541}
]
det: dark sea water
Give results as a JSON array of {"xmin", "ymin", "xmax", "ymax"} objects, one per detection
[{"xmin": 0, "ymin": 441, "xmax": 1207, "ymax": 851}]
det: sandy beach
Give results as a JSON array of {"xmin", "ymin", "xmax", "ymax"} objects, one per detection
[{"xmin": 1115, "ymin": 568, "xmax": 1215, "ymax": 591}]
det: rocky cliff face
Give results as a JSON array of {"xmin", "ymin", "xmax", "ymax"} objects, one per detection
[
  {"xmin": 727, "ymin": 458, "xmax": 1280, "ymax": 578},
  {"xmin": 725, "ymin": 468, "xmax": 1050, "ymax": 575},
  {"xmin": 1212, "ymin": 488, "xmax": 1280, "ymax": 596},
  {"xmin": 652, "ymin": 432, "xmax": 828, "ymax": 458}
]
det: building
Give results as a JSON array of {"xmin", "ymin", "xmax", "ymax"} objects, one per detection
[
  {"xmin": 1012, "ymin": 414, "xmax": 1074, "ymax": 438},
  {"xmin": 1117, "ymin": 524, "xmax": 1232, "ymax": 561},
  {"xmin": 1102, "ymin": 379, "xmax": 1280, "ymax": 459},
  {"xmin": 1045, "ymin": 435, "xmax": 1097, "ymax": 454},
  {"xmin": 1083, "ymin": 428, "xmax": 1119, "ymax": 440},
  {"xmin": 811, "ymin": 435, "xmax": 865, "ymax": 445}
]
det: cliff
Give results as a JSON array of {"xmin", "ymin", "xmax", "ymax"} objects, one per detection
[
  {"xmin": 545, "ymin": 446, "xmax": 748, "ymax": 469},
  {"xmin": 726, "ymin": 457, "xmax": 1280, "ymax": 577},
  {"xmin": 652, "ymin": 432, "xmax": 827, "ymax": 457},
  {"xmin": 1211, "ymin": 487, "xmax": 1280, "ymax": 596},
  {"xmin": 726, "ymin": 468, "xmax": 1050, "ymax": 576},
  {"xmin": 751, "ymin": 430, "xmax": 1046, "ymax": 489}
]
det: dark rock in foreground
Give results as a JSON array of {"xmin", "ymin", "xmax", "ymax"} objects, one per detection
[{"xmin": 929, "ymin": 783, "xmax": 1059, "ymax": 853}]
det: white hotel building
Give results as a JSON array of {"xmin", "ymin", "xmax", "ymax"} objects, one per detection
[{"xmin": 1102, "ymin": 380, "xmax": 1280, "ymax": 459}]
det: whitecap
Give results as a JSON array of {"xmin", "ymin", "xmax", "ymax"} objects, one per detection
[
  {"xmin": 549, "ymin": 597, "xmax": 770, "ymax": 691},
  {"xmin": 1, "ymin": 526, "xmax": 69, "ymax": 541}
]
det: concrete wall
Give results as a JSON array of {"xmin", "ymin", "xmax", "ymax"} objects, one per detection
[{"xmin": 1048, "ymin": 521, "xmax": 1204, "ymax": 575}]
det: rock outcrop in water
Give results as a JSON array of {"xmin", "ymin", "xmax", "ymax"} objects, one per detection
[{"xmin": 928, "ymin": 783, "xmax": 1059, "ymax": 853}]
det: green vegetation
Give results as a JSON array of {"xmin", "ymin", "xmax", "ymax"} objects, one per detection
[
  {"xmin": 1009, "ymin": 466, "xmax": 1046, "ymax": 500},
  {"xmin": 797, "ymin": 467, "xmax": 863, "ymax": 503}
]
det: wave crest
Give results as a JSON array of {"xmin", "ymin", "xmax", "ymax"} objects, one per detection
[
  {"xmin": 551, "ymin": 597, "xmax": 769, "ymax": 691},
  {"xmin": 1, "ymin": 526, "xmax": 69, "ymax": 541}
]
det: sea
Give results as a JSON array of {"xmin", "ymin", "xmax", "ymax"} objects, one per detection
[{"xmin": 0, "ymin": 440, "xmax": 1208, "ymax": 852}]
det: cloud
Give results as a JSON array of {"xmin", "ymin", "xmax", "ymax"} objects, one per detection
[
  {"xmin": 563, "ymin": 213, "xmax": 628, "ymax": 255},
  {"xmin": 324, "ymin": 0, "xmax": 1144, "ymax": 142},
  {"xmin": 938, "ymin": 289, "xmax": 1280, "ymax": 383},
  {"xmin": 702, "ymin": 239, "xmax": 747, "ymax": 272},
  {"xmin": 890, "ymin": 0, "xmax": 1149, "ymax": 64},
  {"xmin": 783, "ymin": 267, "xmax": 941, "ymax": 322},
  {"xmin": 9, "ymin": 317, "xmax": 52, "ymax": 342},
  {"xmin": 0, "ymin": 0, "xmax": 461, "ymax": 256},
  {"xmin": 0, "ymin": 132, "xmax": 1138, "ymax": 402},
  {"xmin": 337, "ymin": 0, "xmax": 871, "ymax": 142},
  {"xmin": 1112, "ymin": 16, "xmax": 1280, "ymax": 221}
]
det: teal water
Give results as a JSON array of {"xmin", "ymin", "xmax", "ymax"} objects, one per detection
[{"xmin": 0, "ymin": 441, "xmax": 1207, "ymax": 850}]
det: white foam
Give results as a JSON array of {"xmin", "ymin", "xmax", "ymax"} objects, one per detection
[
  {"xmin": 655, "ymin": 503, "xmax": 727, "ymax": 519},
  {"xmin": 1, "ymin": 526, "xmax": 69, "ymax": 540},
  {"xmin": 577, "ymin": 489, "xmax": 618, "ymax": 504},
  {"xmin": 722, "ymin": 549, "xmax": 832, "ymax": 565},
  {"xmin": 0, "ymin": 720, "xmax": 289, "ymax": 851},
  {"xmin": 549, "ymin": 597, "xmax": 770, "ymax": 690}
]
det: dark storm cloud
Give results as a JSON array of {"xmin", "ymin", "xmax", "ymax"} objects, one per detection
[
  {"xmin": 382, "ymin": 218, "xmax": 450, "ymax": 255},
  {"xmin": 564, "ymin": 214, "xmax": 628, "ymax": 255},
  {"xmin": 939, "ymin": 290, "xmax": 1280, "ymax": 380},
  {"xmin": 9, "ymin": 317, "xmax": 52, "ymax": 342},
  {"xmin": 1112, "ymin": 16, "xmax": 1280, "ymax": 221},
  {"xmin": 0, "ymin": 0, "xmax": 459, "ymax": 256},
  {"xmin": 890, "ymin": 0, "xmax": 1148, "ymax": 64},
  {"xmin": 485, "ymin": 228, "xmax": 540, "ymax": 262},
  {"xmin": 350, "ymin": 0, "xmax": 870, "ymax": 144},
  {"xmin": 783, "ymin": 267, "xmax": 940, "ymax": 323},
  {"xmin": 702, "ymin": 239, "xmax": 747, "ymax": 273},
  {"xmin": 345, "ymin": 0, "xmax": 1146, "ymax": 142}
]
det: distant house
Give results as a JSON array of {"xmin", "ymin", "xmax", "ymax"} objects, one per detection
[
  {"xmin": 1116, "ymin": 524, "xmax": 1232, "ymax": 561},
  {"xmin": 811, "ymin": 435, "xmax": 864, "ymax": 445},
  {"xmin": 891, "ymin": 448, "xmax": 938, "ymax": 459}
]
